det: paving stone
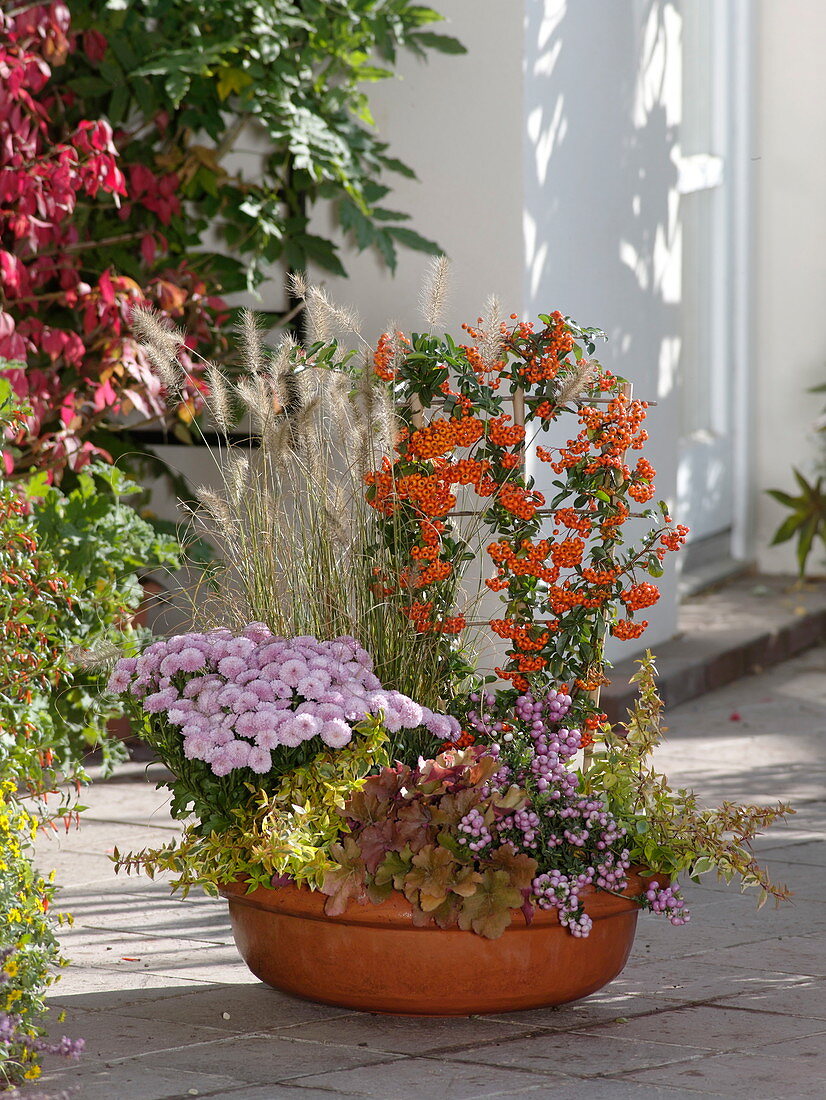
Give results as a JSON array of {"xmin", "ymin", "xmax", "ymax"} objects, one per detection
[
  {"xmin": 749, "ymin": 1027, "xmax": 826, "ymax": 1058},
  {"xmin": 112, "ymin": 984, "xmax": 354, "ymax": 1033},
  {"xmin": 615, "ymin": 957, "xmax": 812, "ymax": 1003},
  {"xmin": 38, "ymin": 1004, "xmax": 228, "ymax": 1063},
  {"xmin": 138, "ymin": 1033, "xmax": 402, "ymax": 1084},
  {"xmin": 24, "ymin": 1063, "xmax": 243, "ymax": 1100},
  {"xmin": 622, "ymin": 1048, "xmax": 826, "ymax": 1096},
  {"xmin": 78, "ymin": 780, "xmax": 178, "ymax": 827},
  {"xmin": 59, "ymin": 932, "xmax": 231, "ymax": 969},
  {"xmin": 63, "ymin": 941, "xmax": 244, "ymax": 978},
  {"xmin": 285, "ymin": 1057, "xmax": 562, "ymax": 1098},
  {"xmin": 223, "ymin": 1084, "xmax": 702, "ymax": 1100},
  {"xmin": 47, "ymin": 980, "xmax": 245, "ymax": 1015},
  {"xmin": 444, "ymin": 1029, "xmax": 709, "ymax": 1076},
  {"xmin": 57, "ymin": 888, "xmax": 233, "ymax": 942},
  {"xmin": 47, "ymin": 970, "xmax": 201, "ymax": 999},
  {"xmin": 713, "ymin": 977, "xmax": 826, "ymax": 1019},
  {"xmin": 266, "ymin": 1013, "xmax": 538, "ymax": 1055},
  {"xmin": 478, "ymin": 1081, "xmax": 711, "ymax": 1100},
  {"xmin": 483, "ymin": 994, "xmax": 667, "ymax": 1031},
  {"xmin": 577, "ymin": 1002, "xmax": 826, "ymax": 1051},
  {"xmin": 697, "ymin": 932, "xmax": 826, "ymax": 977},
  {"xmin": 763, "ymin": 840, "xmax": 826, "ymax": 869}
]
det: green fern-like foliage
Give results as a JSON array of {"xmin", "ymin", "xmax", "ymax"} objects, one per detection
[{"xmin": 582, "ymin": 653, "xmax": 794, "ymax": 906}]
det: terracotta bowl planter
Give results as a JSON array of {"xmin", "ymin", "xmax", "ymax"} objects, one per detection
[{"xmin": 218, "ymin": 868, "xmax": 654, "ymax": 1016}]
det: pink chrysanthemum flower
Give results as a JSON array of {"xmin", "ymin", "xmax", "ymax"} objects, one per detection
[
  {"xmin": 176, "ymin": 647, "xmax": 207, "ymax": 673},
  {"xmin": 255, "ymin": 728, "xmax": 282, "ymax": 750},
  {"xmin": 247, "ymin": 679, "xmax": 275, "ymax": 703},
  {"xmin": 247, "ymin": 746, "xmax": 272, "ymax": 774},
  {"xmin": 320, "ymin": 719, "xmax": 353, "ymax": 749},
  {"xmin": 279, "ymin": 659, "xmax": 308, "ymax": 687},
  {"xmin": 107, "ymin": 664, "xmax": 135, "ymax": 693},
  {"xmin": 218, "ymin": 656, "xmax": 247, "ymax": 680},
  {"xmin": 143, "ymin": 688, "xmax": 177, "ymax": 713},
  {"xmin": 243, "ymin": 622, "xmax": 272, "ymax": 643}
]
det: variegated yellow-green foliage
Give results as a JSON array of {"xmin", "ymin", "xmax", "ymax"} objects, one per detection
[
  {"xmin": 113, "ymin": 719, "xmax": 389, "ymax": 895},
  {"xmin": 0, "ymin": 782, "xmax": 75, "ymax": 1088}
]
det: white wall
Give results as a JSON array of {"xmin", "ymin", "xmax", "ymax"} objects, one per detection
[
  {"xmin": 307, "ymin": 0, "xmax": 524, "ymax": 336},
  {"xmin": 754, "ymin": 0, "xmax": 826, "ymax": 574},
  {"xmin": 524, "ymin": 1, "xmax": 683, "ymax": 652}
]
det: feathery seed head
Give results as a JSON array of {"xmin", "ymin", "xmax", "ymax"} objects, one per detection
[
  {"xmin": 237, "ymin": 308, "xmax": 266, "ymax": 375},
  {"xmin": 205, "ymin": 362, "xmax": 234, "ymax": 433},
  {"xmin": 556, "ymin": 360, "xmax": 598, "ymax": 407},
  {"xmin": 420, "ymin": 254, "xmax": 451, "ymax": 329}
]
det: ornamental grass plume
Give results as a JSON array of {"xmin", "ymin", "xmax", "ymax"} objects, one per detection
[
  {"xmin": 420, "ymin": 253, "xmax": 451, "ymax": 329},
  {"xmin": 130, "ymin": 285, "xmax": 482, "ymax": 746}
]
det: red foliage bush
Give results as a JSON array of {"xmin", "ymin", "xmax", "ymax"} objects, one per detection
[{"xmin": 0, "ymin": 3, "xmax": 226, "ymax": 480}]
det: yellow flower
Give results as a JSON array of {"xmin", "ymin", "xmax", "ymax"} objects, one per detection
[
  {"xmin": 23, "ymin": 1066, "xmax": 42, "ymax": 1080},
  {"xmin": 3, "ymin": 958, "xmax": 18, "ymax": 977}
]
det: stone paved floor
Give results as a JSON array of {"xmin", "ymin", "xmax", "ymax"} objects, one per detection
[{"xmin": 21, "ymin": 646, "xmax": 826, "ymax": 1099}]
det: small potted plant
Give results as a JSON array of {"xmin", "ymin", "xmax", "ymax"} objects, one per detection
[{"xmin": 107, "ymin": 265, "xmax": 791, "ymax": 1015}]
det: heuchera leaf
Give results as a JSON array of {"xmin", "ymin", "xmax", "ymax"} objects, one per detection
[
  {"xmin": 321, "ymin": 837, "xmax": 366, "ymax": 916},
  {"xmin": 394, "ymin": 799, "xmax": 434, "ymax": 849},
  {"xmin": 457, "ymin": 870, "xmax": 522, "ymax": 939},
  {"xmin": 404, "ymin": 844, "xmax": 456, "ymax": 911},
  {"xmin": 357, "ymin": 820, "xmax": 401, "ymax": 874},
  {"xmin": 491, "ymin": 783, "xmax": 529, "ymax": 814},
  {"xmin": 373, "ymin": 847, "xmax": 413, "ymax": 893},
  {"xmin": 430, "ymin": 894, "xmax": 462, "ymax": 929},
  {"xmin": 345, "ymin": 766, "xmax": 408, "ymax": 825},
  {"xmin": 433, "ymin": 786, "xmax": 481, "ymax": 826},
  {"xmin": 487, "ymin": 844, "xmax": 538, "ymax": 891}
]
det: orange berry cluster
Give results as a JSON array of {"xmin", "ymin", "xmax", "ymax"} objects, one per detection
[
  {"xmin": 498, "ymin": 484, "xmax": 544, "ymax": 520},
  {"xmin": 550, "ymin": 537, "xmax": 585, "ymax": 569},
  {"xmin": 415, "ymin": 560, "xmax": 452, "ymax": 587},
  {"xmin": 490, "ymin": 619, "xmax": 551, "ymax": 652},
  {"xmin": 628, "ymin": 456, "xmax": 656, "ymax": 503},
  {"xmin": 504, "ymin": 311, "xmax": 574, "ymax": 385},
  {"xmin": 611, "ymin": 618, "xmax": 648, "ymax": 640},
  {"xmin": 554, "ymin": 508, "xmax": 593, "ymax": 536},
  {"xmin": 547, "ymin": 583, "xmax": 612, "ymax": 615},
  {"xmin": 408, "ymin": 416, "xmax": 484, "ymax": 460},
  {"xmin": 486, "ymin": 539, "xmax": 555, "ymax": 581},
  {"xmin": 373, "ymin": 332, "xmax": 396, "ymax": 381},
  {"xmin": 621, "ymin": 582, "xmax": 660, "ymax": 611},
  {"xmin": 441, "ymin": 729, "xmax": 476, "ymax": 752},
  {"xmin": 403, "ymin": 601, "xmax": 466, "ymax": 635},
  {"xmin": 656, "ymin": 524, "xmax": 690, "ymax": 559},
  {"xmin": 397, "ymin": 472, "xmax": 456, "ymax": 518},
  {"xmin": 487, "ymin": 414, "xmax": 525, "ymax": 448},
  {"xmin": 581, "ymin": 566, "xmax": 618, "ymax": 584}
]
